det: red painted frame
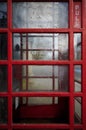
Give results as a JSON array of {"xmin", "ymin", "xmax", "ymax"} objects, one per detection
[{"xmin": 0, "ymin": 0, "xmax": 86, "ymax": 130}]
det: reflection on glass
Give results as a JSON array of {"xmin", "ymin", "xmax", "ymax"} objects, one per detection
[
  {"xmin": 13, "ymin": 2, "xmax": 68, "ymax": 28},
  {"xmin": 74, "ymin": 33, "xmax": 81, "ymax": 60},
  {"xmin": 13, "ymin": 97, "xmax": 69, "ymax": 124},
  {"xmin": 13, "ymin": 33, "xmax": 68, "ymax": 60},
  {"xmin": 12, "ymin": 65, "xmax": 69, "ymax": 92},
  {"xmin": 74, "ymin": 97, "xmax": 82, "ymax": 124},
  {"xmin": 0, "ymin": 97, "xmax": 8, "ymax": 124},
  {"xmin": 74, "ymin": 65, "xmax": 81, "ymax": 92},
  {"xmin": 0, "ymin": 65, "xmax": 7, "ymax": 92},
  {"xmin": 0, "ymin": 2, "xmax": 7, "ymax": 28},
  {"xmin": 0, "ymin": 33, "xmax": 7, "ymax": 60}
]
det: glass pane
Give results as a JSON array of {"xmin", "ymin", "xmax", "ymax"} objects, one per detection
[
  {"xmin": 74, "ymin": 97, "xmax": 82, "ymax": 124},
  {"xmin": 13, "ymin": 33, "xmax": 69, "ymax": 60},
  {"xmin": 58, "ymin": 65, "xmax": 69, "ymax": 91},
  {"xmin": 13, "ymin": 2, "xmax": 68, "ymax": 28},
  {"xmin": 22, "ymin": 78, "xmax": 52, "ymax": 91},
  {"xmin": 12, "ymin": 65, "xmax": 69, "ymax": 92},
  {"xmin": 13, "ymin": 97, "xmax": 69, "ymax": 124},
  {"xmin": 0, "ymin": 1, "xmax": 7, "ymax": 28},
  {"xmin": 74, "ymin": 65, "xmax": 81, "ymax": 92},
  {"xmin": 0, "ymin": 65, "xmax": 8, "ymax": 92},
  {"xmin": 73, "ymin": 0, "xmax": 82, "ymax": 28},
  {"xmin": 74, "ymin": 33, "xmax": 81, "ymax": 60},
  {"xmin": 0, "ymin": 97, "xmax": 8, "ymax": 124},
  {"xmin": 0, "ymin": 33, "xmax": 7, "ymax": 60}
]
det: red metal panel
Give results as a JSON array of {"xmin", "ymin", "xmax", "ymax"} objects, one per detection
[
  {"xmin": 12, "ymin": 125, "xmax": 70, "ymax": 130},
  {"xmin": 73, "ymin": 1, "xmax": 82, "ymax": 28},
  {"xmin": 14, "ymin": 98, "xmax": 69, "ymax": 119}
]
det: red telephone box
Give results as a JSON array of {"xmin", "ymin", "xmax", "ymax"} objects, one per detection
[{"xmin": 0, "ymin": 0, "xmax": 86, "ymax": 130}]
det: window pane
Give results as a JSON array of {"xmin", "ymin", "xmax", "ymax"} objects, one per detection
[
  {"xmin": 0, "ymin": 33, "xmax": 7, "ymax": 60},
  {"xmin": 12, "ymin": 2, "xmax": 68, "ymax": 28},
  {"xmin": 74, "ymin": 65, "xmax": 81, "ymax": 92},
  {"xmin": 74, "ymin": 33, "xmax": 81, "ymax": 60},
  {"xmin": 13, "ymin": 97, "xmax": 69, "ymax": 124},
  {"xmin": 0, "ymin": 65, "xmax": 8, "ymax": 92},
  {"xmin": 0, "ymin": 1, "xmax": 7, "ymax": 28},
  {"xmin": 12, "ymin": 65, "xmax": 69, "ymax": 92},
  {"xmin": 74, "ymin": 97, "xmax": 82, "ymax": 124},
  {"xmin": 0, "ymin": 97, "xmax": 8, "ymax": 124},
  {"xmin": 13, "ymin": 33, "xmax": 69, "ymax": 60}
]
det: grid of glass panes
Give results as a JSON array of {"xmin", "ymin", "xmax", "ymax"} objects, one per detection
[{"xmin": 0, "ymin": 0, "xmax": 85, "ymax": 130}]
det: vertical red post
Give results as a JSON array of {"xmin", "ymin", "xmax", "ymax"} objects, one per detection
[
  {"xmin": 82, "ymin": 0, "xmax": 86, "ymax": 129},
  {"xmin": 8, "ymin": 0, "xmax": 12, "ymax": 130},
  {"xmin": 26, "ymin": 33, "xmax": 29, "ymax": 104}
]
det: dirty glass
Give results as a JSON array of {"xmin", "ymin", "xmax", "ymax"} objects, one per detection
[
  {"xmin": 13, "ymin": 33, "xmax": 69, "ymax": 60},
  {"xmin": 74, "ymin": 97, "xmax": 82, "ymax": 124},
  {"xmin": 0, "ymin": 33, "xmax": 7, "ymax": 60},
  {"xmin": 0, "ymin": 65, "xmax": 8, "ymax": 92},
  {"xmin": 74, "ymin": 65, "xmax": 81, "ymax": 92},
  {"xmin": 12, "ymin": 96, "xmax": 69, "ymax": 124},
  {"xmin": 0, "ymin": 1, "xmax": 7, "ymax": 28},
  {"xmin": 0, "ymin": 97, "xmax": 8, "ymax": 124},
  {"xmin": 74, "ymin": 33, "xmax": 81, "ymax": 60},
  {"xmin": 12, "ymin": 65, "xmax": 69, "ymax": 92},
  {"xmin": 12, "ymin": 2, "xmax": 68, "ymax": 28}
]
